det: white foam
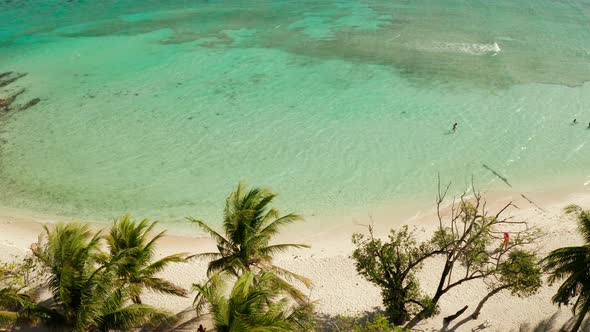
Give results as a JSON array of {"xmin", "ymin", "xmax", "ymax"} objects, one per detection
[{"xmin": 413, "ymin": 41, "xmax": 501, "ymax": 56}]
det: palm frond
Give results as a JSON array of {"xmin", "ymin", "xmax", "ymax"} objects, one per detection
[
  {"xmin": 565, "ymin": 205, "xmax": 583, "ymax": 215},
  {"xmin": 259, "ymin": 213, "xmax": 303, "ymax": 238},
  {"xmin": 268, "ymin": 265, "xmax": 313, "ymax": 289},
  {"xmin": 188, "ymin": 182, "xmax": 313, "ymax": 325},
  {"xmin": 142, "ymin": 253, "xmax": 188, "ymax": 276},
  {"xmin": 142, "ymin": 277, "xmax": 188, "ymax": 297},
  {"xmin": 193, "ymin": 271, "xmax": 311, "ymax": 331},
  {"xmin": 0, "ymin": 310, "xmax": 17, "ymax": 326},
  {"xmin": 206, "ymin": 255, "xmax": 244, "ymax": 277},
  {"xmin": 260, "ymin": 270, "xmax": 309, "ymax": 304},
  {"xmin": 577, "ymin": 212, "xmax": 590, "ymax": 245},
  {"xmin": 259, "ymin": 243, "xmax": 311, "ymax": 256},
  {"xmin": 544, "ymin": 246, "xmax": 590, "ymax": 282},
  {"xmin": 187, "ymin": 252, "xmax": 223, "ymax": 262},
  {"xmin": 99, "ymin": 303, "xmax": 172, "ymax": 331},
  {"xmin": 188, "ymin": 218, "xmax": 233, "ymax": 248},
  {"xmin": 105, "ymin": 215, "xmax": 187, "ymax": 305},
  {"xmin": 544, "ymin": 206, "xmax": 590, "ymax": 330}
]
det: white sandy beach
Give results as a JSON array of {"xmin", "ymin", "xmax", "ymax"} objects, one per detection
[{"xmin": 1, "ymin": 188, "xmax": 590, "ymax": 331}]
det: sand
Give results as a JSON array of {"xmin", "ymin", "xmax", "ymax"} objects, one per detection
[{"xmin": 1, "ymin": 189, "xmax": 590, "ymax": 331}]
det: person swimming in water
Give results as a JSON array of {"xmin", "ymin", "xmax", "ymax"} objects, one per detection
[
  {"xmin": 452, "ymin": 122, "xmax": 458, "ymax": 132},
  {"xmin": 573, "ymin": 118, "xmax": 577, "ymax": 124}
]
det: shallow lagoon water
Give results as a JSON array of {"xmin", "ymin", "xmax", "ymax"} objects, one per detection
[{"xmin": 1, "ymin": 0, "xmax": 590, "ymax": 226}]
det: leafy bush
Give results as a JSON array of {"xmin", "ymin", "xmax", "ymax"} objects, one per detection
[{"xmin": 320, "ymin": 313, "xmax": 405, "ymax": 332}]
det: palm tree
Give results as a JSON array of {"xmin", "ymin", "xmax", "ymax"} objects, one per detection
[
  {"xmin": 106, "ymin": 215, "xmax": 188, "ymax": 304},
  {"xmin": 193, "ymin": 271, "xmax": 314, "ymax": 332},
  {"xmin": 0, "ymin": 288, "xmax": 66, "ymax": 328},
  {"xmin": 32, "ymin": 223, "xmax": 171, "ymax": 331},
  {"xmin": 93, "ymin": 287, "xmax": 173, "ymax": 332},
  {"xmin": 544, "ymin": 205, "xmax": 590, "ymax": 332},
  {"xmin": 0, "ymin": 288, "xmax": 39, "ymax": 327},
  {"xmin": 188, "ymin": 183, "xmax": 310, "ymax": 289},
  {"xmin": 0, "ymin": 256, "xmax": 63, "ymax": 328}
]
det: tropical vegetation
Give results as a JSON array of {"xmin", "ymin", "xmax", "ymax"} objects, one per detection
[
  {"xmin": 189, "ymin": 183, "xmax": 316, "ymax": 330},
  {"xmin": 5, "ymin": 183, "xmax": 590, "ymax": 331},
  {"xmin": 320, "ymin": 313, "xmax": 407, "ymax": 332},
  {"xmin": 188, "ymin": 183, "xmax": 310, "ymax": 281},
  {"xmin": 106, "ymin": 215, "xmax": 188, "ymax": 304},
  {"xmin": 193, "ymin": 271, "xmax": 314, "ymax": 331},
  {"xmin": 353, "ymin": 184, "xmax": 543, "ymax": 329},
  {"xmin": 0, "ymin": 255, "xmax": 50, "ymax": 328},
  {"xmin": 31, "ymin": 222, "xmax": 173, "ymax": 331},
  {"xmin": 544, "ymin": 205, "xmax": 590, "ymax": 332},
  {"xmin": 1, "ymin": 217, "xmax": 189, "ymax": 331}
]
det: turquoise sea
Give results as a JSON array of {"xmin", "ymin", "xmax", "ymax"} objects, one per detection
[{"xmin": 1, "ymin": 0, "xmax": 590, "ymax": 227}]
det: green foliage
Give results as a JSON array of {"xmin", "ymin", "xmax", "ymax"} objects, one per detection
[
  {"xmin": 0, "ymin": 287, "xmax": 27, "ymax": 327},
  {"xmin": 352, "ymin": 314, "xmax": 405, "ymax": 332},
  {"xmin": 189, "ymin": 182, "xmax": 309, "ymax": 275},
  {"xmin": 190, "ymin": 183, "xmax": 315, "ymax": 331},
  {"xmin": 497, "ymin": 249, "xmax": 542, "ymax": 297},
  {"xmin": 193, "ymin": 271, "xmax": 314, "ymax": 332},
  {"xmin": 106, "ymin": 215, "xmax": 188, "ymax": 304},
  {"xmin": 564, "ymin": 204, "xmax": 584, "ymax": 215},
  {"xmin": 320, "ymin": 313, "xmax": 405, "ymax": 332},
  {"xmin": 543, "ymin": 205, "xmax": 590, "ymax": 332},
  {"xmin": 455, "ymin": 249, "xmax": 544, "ymax": 325},
  {"xmin": 33, "ymin": 223, "xmax": 107, "ymax": 330},
  {"xmin": 189, "ymin": 182, "xmax": 311, "ymax": 300},
  {"xmin": 355, "ymin": 189, "xmax": 542, "ymax": 329},
  {"xmin": 352, "ymin": 226, "xmax": 434, "ymax": 325},
  {"xmin": 32, "ymin": 222, "xmax": 172, "ymax": 331},
  {"xmin": 0, "ymin": 255, "xmax": 40, "ymax": 306},
  {"xmin": 0, "ymin": 254, "xmax": 55, "ymax": 328},
  {"xmin": 0, "ymin": 310, "xmax": 18, "ymax": 325},
  {"xmin": 430, "ymin": 203, "xmax": 493, "ymax": 270},
  {"xmin": 0, "ymin": 255, "xmax": 39, "ymax": 290}
]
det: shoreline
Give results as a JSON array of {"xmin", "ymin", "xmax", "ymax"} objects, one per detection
[
  {"xmin": 0, "ymin": 176, "xmax": 588, "ymax": 237},
  {"xmin": 1, "ymin": 186, "xmax": 590, "ymax": 330},
  {"xmin": 3, "ymin": 2, "xmax": 590, "ymax": 330}
]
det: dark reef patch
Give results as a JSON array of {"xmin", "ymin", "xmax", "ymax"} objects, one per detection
[
  {"xmin": 0, "ymin": 72, "xmax": 27, "ymax": 88},
  {"xmin": 0, "ymin": 71, "xmax": 41, "ymax": 116},
  {"xmin": 19, "ymin": 98, "xmax": 41, "ymax": 111},
  {"xmin": 0, "ymin": 89, "xmax": 25, "ymax": 112}
]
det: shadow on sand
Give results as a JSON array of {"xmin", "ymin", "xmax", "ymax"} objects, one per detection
[{"xmin": 435, "ymin": 310, "xmax": 590, "ymax": 332}]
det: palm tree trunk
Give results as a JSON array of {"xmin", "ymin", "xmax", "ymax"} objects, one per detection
[
  {"xmin": 572, "ymin": 297, "xmax": 590, "ymax": 332},
  {"xmin": 133, "ymin": 295, "xmax": 142, "ymax": 304}
]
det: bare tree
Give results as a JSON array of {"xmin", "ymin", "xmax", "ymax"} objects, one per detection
[
  {"xmin": 405, "ymin": 180, "xmax": 542, "ymax": 328},
  {"xmin": 353, "ymin": 179, "xmax": 542, "ymax": 328}
]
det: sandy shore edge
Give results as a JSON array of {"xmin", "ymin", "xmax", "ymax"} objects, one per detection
[{"xmin": 2, "ymin": 188, "xmax": 590, "ymax": 331}]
